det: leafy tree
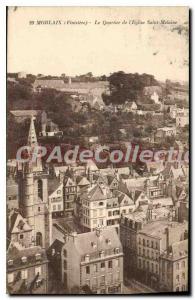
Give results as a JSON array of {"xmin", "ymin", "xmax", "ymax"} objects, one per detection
[{"xmin": 103, "ymin": 71, "xmax": 159, "ymax": 105}]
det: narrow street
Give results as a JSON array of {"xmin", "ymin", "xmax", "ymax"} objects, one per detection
[{"xmin": 123, "ymin": 279, "xmax": 156, "ymax": 294}]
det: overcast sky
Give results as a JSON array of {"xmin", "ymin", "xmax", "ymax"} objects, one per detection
[{"xmin": 8, "ymin": 7, "xmax": 189, "ymax": 82}]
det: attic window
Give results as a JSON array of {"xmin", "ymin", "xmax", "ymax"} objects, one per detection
[
  {"xmin": 99, "ymin": 202, "xmax": 104, "ymax": 206},
  {"xmin": 21, "ymin": 256, "xmax": 27, "ymax": 263},
  {"xmin": 35, "ymin": 253, "xmax": 41, "ymax": 260},
  {"xmin": 8, "ymin": 259, "xmax": 13, "ymax": 266},
  {"xmin": 115, "ymin": 248, "xmax": 120, "ymax": 254},
  {"xmin": 85, "ymin": 254, "xmax": 90, "ymax": 262},
  {"xmin": 106, "ymin": 238, "xmax": 111, "ymax": 245},
  {"xmin": 99, "ymin": 251, "xmax": 104, "ymax": 258},
  {"xmin": 91, "ymin": 242, "xmax": 97, "ymax": 249},
  {"xmin": 17, "ymin": 220, "xmax": 25, "ymax": 230}
]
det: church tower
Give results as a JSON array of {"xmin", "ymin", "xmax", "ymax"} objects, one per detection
[{"xmin": 21, "ymin": 116, "xmax": 50, "ymax": 249}]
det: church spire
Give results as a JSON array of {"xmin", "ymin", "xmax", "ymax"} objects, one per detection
[
  {"xmin": 24, "ymin": 115, "xmax": 42, "ymax": 173},
  {"xmin": 28, "ymin": 115, "xmax": 38, "ymax": 147}
]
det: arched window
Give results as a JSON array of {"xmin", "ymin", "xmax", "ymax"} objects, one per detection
[
  {"xmin": 63, "ymin": 249, "xmax": 67, "ymax": 257},
  {"xmin": 36, "ymin": 232, "xmax": 42, "ymax": 247},
  {"xmin": 38, "ymin": 180, "xmax": 43, "ymax": 200}
]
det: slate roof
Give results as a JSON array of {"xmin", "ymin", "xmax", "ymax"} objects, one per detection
[
  {"xmin": 171, "ymin": 239, "xmax": 188, "ymax": 260},
  {"xmin": 7, "ymin": 243, "xmax": 48, "ymax": 271},
  {"xmin": 72, "ymin": 227, "xmax": 122, "ymax": 256}
]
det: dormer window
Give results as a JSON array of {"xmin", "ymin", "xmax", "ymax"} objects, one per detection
[
  {"xmin": 99, "ymin": 250, "xmax": 104, "ymax": 258},
  {"xmin": 8, "ymin": 259, "xmax": 13, "ymax": 266},
  {"xmin": 106, "ymin": 238, "xmax": 111, "ymax": 245},
  {"xmin": 91, "ymin": 242, "xmax": 97, "ymax": 249},
  {"xmin": 17, "ymin": 220, "xmax": 25, "ymax": 231},
  {"xmin": 35, "ymin": 253, "xmax": 41, "ymax": 261},
  {"xmin": 21, "ymin": 256, "xmax": 27, "ymax": 263},
  {"xmin": 85, "ymin": 254, "xmax": 90, "ymax": 262},
  {"xmin": 99, "ymin": 202, "xmax": 104, "ymax": 206},
  {"xmin": 115, "ymin": 248, "xmax": 120, "ymax": 254}
]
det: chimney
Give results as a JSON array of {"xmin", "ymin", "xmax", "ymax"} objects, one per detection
[
  {"xmin": 165, "ymin": 227, "xmax": 169, "ymax": 250},
  {"xmin": 71, "ymin": 231, "xmax": 77, "ymax": 242},
  {"xmin": 96, "ymin": 225, "xmax": 103, "ymax": 237}
]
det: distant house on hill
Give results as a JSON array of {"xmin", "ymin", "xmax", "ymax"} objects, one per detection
[
  {"xmin": 10, "ymin": 110, "xmax": 42, "ymax": 123},
  {"xmin": 33, "ymin": 79, "xmax": 66, "ymax": 92},
  {"xmin": 123, "ymin": 101, "xmax": 137, "ymax": 112},
  {"xmin": 143, "ymin": 85, "xmax": 162, "ymax": 97},
  {"xmin": 33, "ymin": 79, "xmax": 110, "ymax": 103}
]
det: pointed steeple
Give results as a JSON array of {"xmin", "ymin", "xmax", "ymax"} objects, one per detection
[
  {"xmin": 28, "ymin": 115, "xmax": 38, "ymax": 147},
  {"xmin": 24, "ymin": 115, "xmax": 42, "ymax": 173}
]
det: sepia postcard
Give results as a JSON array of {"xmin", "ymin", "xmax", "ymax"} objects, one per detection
[{"xmin": 6, "ymin": 6, "xmax": 189, "ymax": 295}]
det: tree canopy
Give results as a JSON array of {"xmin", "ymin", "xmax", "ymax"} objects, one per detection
[{"xmin": 103, "ymin": 71, "xmax": 159, "ymax": 105}]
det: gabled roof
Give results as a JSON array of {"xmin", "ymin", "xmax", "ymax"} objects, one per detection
[
  {"xmin": 106, "ymin": 175, "xmax": 118, "ymax": 186},
  {"xmin": 9, "ymin": 213, "xmax": 32, "ymax": 234},
  {"xmin": 47, "ymin": 239, "xmax": 64, "ymax": 256},
  {"xmin": 49, "ymin": 183, "xmax": 63, "ymax": 198},
  {"xmin": 118, "ymin": 192, "xmax": 134, "ymax": 206},
  {"xmin": 76, "ymin": 176, "xmax": 90, "ymax": 186},
  {"xmin": 170, "ymin": 166, "xmax": 185, "ymax": 180},
  {"xmin": 48, "ymin": 177, "xmax": 61, "ymax": 195},
  {"xmin": 87, "ymin": 184, "xmax": 107, "ymax": 201},
  {"xmin": 64, "ymin": 177, "xmax": 76, "ymax": 187},
  {"xmin": 85, "ymin": 159, "xmax": 99, "ymax": 171}
]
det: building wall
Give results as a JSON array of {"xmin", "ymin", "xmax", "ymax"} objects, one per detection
[
  {"xmin": 172, "ymin": 257, "xmax": 188, "ymax": 292},
  {"xmin": 7, "ymin": 262, "xmax": 48, "ymax": 294},
  {"xmin": 81, "ymin": 199, "xmax": 107, "ymax": 231},
  {"xmin": 11, "ymin": 230, "xmax": 32, "ymax": 248},
  {"xmin": 80, "ymin": 255, "xmax": 123, "ymax": 294},
  {"xmin": 7, "ymin": 177, "xmax": 19, "ymax": 211},
  {"xmin": 159, "ymin": 256, "xmax": 188, "ymax": 292},
  {"xmin": 61, "ymin": 239, "xmax": 81, "ymax": 291}
]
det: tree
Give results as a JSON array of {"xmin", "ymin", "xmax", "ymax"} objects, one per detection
[{"xmin": 103, "ymin": 71, "xmax": 159, "ymax": 105}]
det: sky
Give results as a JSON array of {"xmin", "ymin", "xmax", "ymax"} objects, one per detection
[{"xmin": 7, "ymin": 7, "xmax": 189, "ymax": 82}]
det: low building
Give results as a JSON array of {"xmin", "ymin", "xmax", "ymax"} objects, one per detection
[
  {"xmin": 7, "ymin": 243, "xmax": 48, "ymax": 294},
  {"xmin": 159, "ymin": 239, "xmax": 188, "ymax": 292},
  {"xmin": 8, "ymin": 212, "xmax": 33, "ymax": 248},
  {"xmin": 17, "ymin": 72, "xmax": 27, "ymax": 79},
  {"xmin": 123, "ymin": 101, "xmax": 137, "ymax": 113},
  {"xmin": 61, "ymin": 227, "xmax": 123, "ymax": 294},
  {"xmin": 136, "ymin": 221, "xmax": 188, "ymax": 290},
  {"xmin": 7, "ymin": 176, "xmax": 19, "ymax": 211},
  {"xmin": 156, "ymin": 127, "xmax": 176, "ymax": 139},
  {"xmin": 10, "ymin": 110, "xmax": 42, "ymax": 123},
  {"xmin": 176, "ymin": 108, "xmax": 189, "ymax": 128}
]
